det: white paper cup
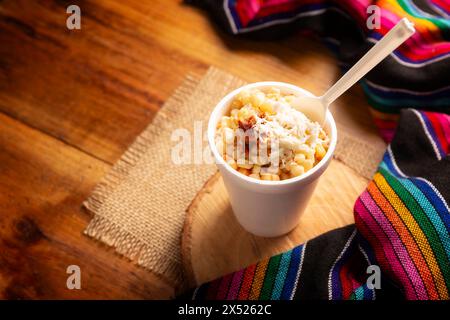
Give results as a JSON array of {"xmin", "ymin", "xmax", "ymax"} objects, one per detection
[{"xmin": 208, "ymin": 82, "xmax": 337, "ymax": 237}]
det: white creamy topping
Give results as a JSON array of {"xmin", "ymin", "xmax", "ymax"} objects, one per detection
[{"xmin": 253, "ymin": 99, "xmax": 322, "ymax": 153}]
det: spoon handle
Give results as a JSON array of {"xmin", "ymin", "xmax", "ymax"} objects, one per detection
[{"xmin": 321, "ymin": 18, "xmax": 415, "ymax": 106}]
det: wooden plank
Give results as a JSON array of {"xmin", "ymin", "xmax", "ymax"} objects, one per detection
[
  {"xmin": 0, "ymin": 113, "xmax": 172, "ymax": 299},
  {"xmin": 0, "ymin": 0, "xmax": 208, "ymax": 163},
  {"xmin": 0, "ymin": 0, "xmax": 384, "ymax": 299},
  {"xmin": 0, "ymin": 0, "xmax": 379, "ymax": 165}
]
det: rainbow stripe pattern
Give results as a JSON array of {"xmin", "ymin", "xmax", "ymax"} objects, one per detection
[
  {"xmin": 184, "ymin": 0, "xmax": 450, "ymax": 300},
  {"xmin": 192, "ymin": 244, "xmax": 306, "ymax": 300},
  {"xmin": 354, "ymin": 110, "xmax": 450, "ymax": 299},
  {"xmin": 185, "ymin": 110, "xmax": 449, "ymax": 300},
  {"xmin": 193, "ymin": 0, "xmax": 450, "ymax": 141},
  {"xmin": 327, "ymin": 231, "xmax": 378, "ymax": 300}
]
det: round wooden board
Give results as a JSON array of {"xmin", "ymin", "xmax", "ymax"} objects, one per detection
[{"xmin": 181, "ymin": 159, "xmax": 369, "ymax": 287}]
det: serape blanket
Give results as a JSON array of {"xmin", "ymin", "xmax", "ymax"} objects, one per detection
[{"xmin": 181, "ymin": 0, "xmax": 450, "ymax": 300}]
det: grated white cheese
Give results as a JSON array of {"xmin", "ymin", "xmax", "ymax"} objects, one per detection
[{"xmin": 253, "ymin": 99, "xmax": 322, "ymax": 154}]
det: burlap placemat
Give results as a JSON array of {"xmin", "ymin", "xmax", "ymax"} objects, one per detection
[{"xmin": 83, "ymin": 66, "xmax": 385, "ymax": 287}]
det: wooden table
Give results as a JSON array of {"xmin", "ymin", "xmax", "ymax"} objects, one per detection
[{"xmin": 0, "ymin": 0, "xmax": 378, "ymax": 299}]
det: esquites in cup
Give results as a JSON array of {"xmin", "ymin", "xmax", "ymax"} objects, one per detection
[
  {"xmin": 215, "ymin": 87, "xmax": 330, "ymax": 181},
  {"xmin": 208, "ymin": 82, "xmax": 337, "ymax": 237}
]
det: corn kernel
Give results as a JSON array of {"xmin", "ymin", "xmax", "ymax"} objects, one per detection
[
  {"xmin": 290, "ymin": 164, "xmax": 305, "ymax": 177},
  {"xmin": 271, "ymin": 174, "xmax": 280, "ymax": 181},
  {"xmin": 236, "ymin": 90, "xmax": 251, "ymax": 105},
  {"xmin": 319, "ymin": 129, "xmax": 327, "ymax": 140},
  {"xmin": 249, "ymin": 173, "xmax": 260, "ymax": 180},
  {"xmin": 282, "ymin": 161, "xmax": 290, "ymax": 171},
  {"xmin": 315, "ymin": 143, "xmax": 326, "ymax": 161},
  {"xmin": 237, "ymin": 106, "xmax": 256, "ymax": 122},
  {"xmin": 252, "ymin": 165, "xmax": 261, "ymax": 174},
  {"xmin": 303, "ymin": 159, "xmax": 314, "ymax": 171},
  {"xmin": 280, "ymin": 172, "xmax": 290, "ymax": 180},
  {"xmin": 238, "ymin": 167, "xmax": 250, "ymax": 176},
  {"xmin": 306, "ymin": 150, "xmax": 315, "ymax": 160},
  {"xmin": 237, "ymin": 162, "xmax": 253, "ymax": 169},
  {"xmin": 260, "ymin": 174, "xmax": 272, "ymax": 181},
  {"xmin": 294, "ymin": 153, "xmax": 306, "ymax": 164},
  {"xmin": 220, "ymin": 116, "xmax": 232, "ymax": 129},
  {"xmin": 230, "ymin": 99, "xmax": 243, "ymax": 109},
  {"xmin": 250, "ymin": 91, "xmax": 265, "ymax": 107},
  {"xmin": 260, "ymin": 101, "xmax": 274, "ymax": 114},
  {"xmin": 226, "ymin": 157, "xmax": 238, "ymax": 170}
]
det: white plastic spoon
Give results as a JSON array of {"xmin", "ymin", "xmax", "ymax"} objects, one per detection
[{"xmin": 292, "ymin": 18, "xmax": 415, "ymax": 123}]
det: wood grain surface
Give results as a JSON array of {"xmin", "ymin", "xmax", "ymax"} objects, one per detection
[{"xmin": 0, "ymin": 0, "xmax": 379, "ymax": 298}]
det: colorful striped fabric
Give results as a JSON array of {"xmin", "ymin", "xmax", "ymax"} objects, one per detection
[
  {"xmin": 192, "ymin": 245, "xmax": 306, "ymax": 300},
  {"xmin": 182, "ymin": 109, "xmax": 450, "ymax": 300},
  {"xmin": 182, "ymin": 0, "xmax": 450, "ymax": 300},
  {"xmin": 354, "ymin": 110, "xmax": 450, "ymax": 299},
  {"xmin": 189, "ymin": 0, "xmax": 450, "ymax": 141}
]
